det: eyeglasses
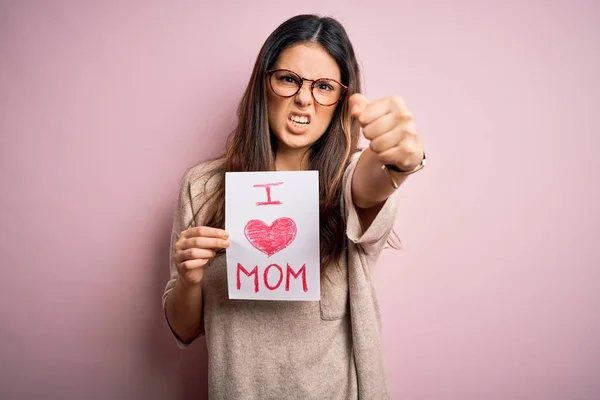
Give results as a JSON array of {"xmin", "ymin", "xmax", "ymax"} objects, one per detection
[{"xmin": 266, "ymin": 69, "xmax": 348, "ymax": 106}]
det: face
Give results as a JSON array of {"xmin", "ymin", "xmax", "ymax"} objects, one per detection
[{"xmin": 267, "ymin": 43, "xmax": 342, "ymax": 153}]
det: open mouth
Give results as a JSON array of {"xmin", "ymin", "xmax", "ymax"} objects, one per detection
[{"xmin": 288, "ymin": 114, "xmax": 311, "ymax": 125}]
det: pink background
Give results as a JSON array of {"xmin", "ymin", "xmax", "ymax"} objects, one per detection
[{"xmin": 1, "ymin": 1, "xmax": 599, "ymax": 399}]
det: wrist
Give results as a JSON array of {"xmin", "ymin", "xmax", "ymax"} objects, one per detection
[
  {"xmin": 175, "ymin": 276, "xmax": 203, "ymax": 292},
  {"xmin": 381, "ymin": 151, "xmax": 426, "ymax": 189},
  {"xmin": 385, "ymin": 151, "xmax": 426, "ymax": 174}
]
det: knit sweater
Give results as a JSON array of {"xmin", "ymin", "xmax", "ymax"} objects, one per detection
[{"xmin": 163, "ymin": 151, "xmax": 398, "ymax": 399}]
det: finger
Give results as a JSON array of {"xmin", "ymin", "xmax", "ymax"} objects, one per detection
[
  {"xmin": 377, "ymin": 139, "xmax": 422, "ymax": 168},
  {"xmin": 178, "ymin": 247, "xmax": 216, "ymax": 263},
  {"xmin": 179, "ymin": 258, "xmax": 209, "ymax": 272},
  {"xmin": 369, "ymin": 127, "xmax": 404, "ymax": 154},
  {"xmin": 355, "ymin": 99, "xmax": 394, "ymax": 126},
  {"xmin": 348, "ymin": 93, "xmax": 370, "ymax": 117},
  {"xmin": 175, "ymin": 247, "xmax": 213, "ymax": 264},
  {"xmin": 362, "ymin": 112, "xmax": 401, "ymax": 141},
  {"xmin": 390, "ymin": 96, "xmax": 411, "ymax": 115},
  {"xmin": 360, "ymin": 96, "xmax": 414, "ymax": 127},
  {"xmin": 181, "ymin": 226, "xmax": 229, "ymax": 240},
  {"xmin": 368, "ymin": 116, "xmax": 418, "ymax": 140},
  {"xmin": 177, "ymin": 236, "xmax": 230, "ymax": 251}
]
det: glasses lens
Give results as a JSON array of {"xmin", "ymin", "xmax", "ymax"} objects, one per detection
[
  {"xmin": 270, "ymin": 70, "xmax": 301, "ymax": 97},
  {"xmin": 269, "ymin": 70, "xmax": 344, "ymax": 106},
  {"xmin": 313, "ymin": 79, "xmax": 343, "ymax": 106}
]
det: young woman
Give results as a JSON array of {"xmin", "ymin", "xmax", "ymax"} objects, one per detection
[{"xmin": 163, "ymin": 14, "xmax": 425, "ymax": 399}]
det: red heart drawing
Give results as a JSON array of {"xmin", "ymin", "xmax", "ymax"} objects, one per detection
[{"xmin": 244, "ymin": 217, "xmax": 297, "ymax": 257}]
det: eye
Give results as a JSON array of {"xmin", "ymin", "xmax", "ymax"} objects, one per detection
[
  {"xmin": 277, "ymin": 74, "xmax": 300, "ymax": 84},
  {"xmin": 315, "ymin": 79, "xmax": 338, "ymax": 92},
  {"xmin": 318, "ymin": 82, "xmax": 334, "ymax": 91}
]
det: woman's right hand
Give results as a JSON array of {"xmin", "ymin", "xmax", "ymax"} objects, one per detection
[{"xmin": 173, "ymin": 226, "xmax": 229, "ymax": 286}]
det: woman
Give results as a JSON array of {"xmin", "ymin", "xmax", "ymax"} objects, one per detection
[{"xmin": 163, "ymin": 14, "xmax": 425, "ymax": 399}]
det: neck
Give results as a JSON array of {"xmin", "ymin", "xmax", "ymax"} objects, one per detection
[{"xmin": 275, "ymin": 147, "xmax": 310, "ymax": 171}]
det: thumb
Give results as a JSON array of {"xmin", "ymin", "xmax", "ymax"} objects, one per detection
[{"xmin": 349, "ymin": 93, "xmax": 370, "ymax": 118}]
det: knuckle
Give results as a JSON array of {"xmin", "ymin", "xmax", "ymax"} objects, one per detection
[
  {"xmin": 398, "ymin": 159, "xmax": 414, "ymax": 170},
  {"xmin": 179, "ymin": 261, "xmax": 191, "ymax": 271},
  {"xmin": 369, "ymin": 140, "xmax": 381, "ymax": 153},
  {"xmin": 409, "ymin": 120, "xmax": 419, "ymax": 133},
  {"xmin": 397, "ymin": 150, "xmax": 419, "ymax": 169},
  {"xmin": 183, "ymin": 261, "xmax": 192, "ymax": 270},
  {"xmin": 392, "ymin": 95, "xmax": 405, "ymax": 108},
  {"xmin": 192, "ymin": 248, "xmax": 203, "ymax": 259},
  {"xmin": 394, "ymin": 112, "xmax": 404, "ymax": 124},
  {"xmin": 185, "ymin": 248, "xmax": 196, "ymax": 259},
  {"xmin": 173, "ymin": 248, "xmax": 184, "ymax": 261},
  {"xmin": 401, "ymin": 106, "xmax": 414, "ymax": 119},
  {"xmin": 404, "ymin": 125, "xmax": 417, "ymax": 136},
  {"xmin": 395, "ymin": 111, "xmax": 413, "ymax": 124},
  {"xmin": 199, "ymin": 225, "xmax": 210, "ymax": 237},
  {"xmin": 401, "ymin": 143, "xmax": 417, "ymax": 158},
  {"xmin": 174, "ymin": 237, "xmax": 183, "ymax": 250}
]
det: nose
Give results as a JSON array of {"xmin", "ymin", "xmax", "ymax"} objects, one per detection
[{"xmin": 294, "ymin": 81, "xmax": 313, "ymax": 107}]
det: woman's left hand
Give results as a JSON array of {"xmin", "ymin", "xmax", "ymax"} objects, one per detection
[{"xmin": 349, "ymin": 93, "xmax": 424, "ymax": 172}]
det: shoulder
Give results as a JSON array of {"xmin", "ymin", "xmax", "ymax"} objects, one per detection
[
  {"xmin": 179, "ymin": 158, "xmax": 225, "ymax": 196},
  {"xmin": 175, "ymin": 158, "xmax": 225, "ymax": 218},
  {"xmin": 173, "ymin": 158, "xmax": 225, "ymax": 229}
]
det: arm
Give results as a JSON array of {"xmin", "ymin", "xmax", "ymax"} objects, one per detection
[
  {"xmin": 165, "ymin": 278, "xmax": 204, "ymax": 345},
  {"xmin": 164, "ymin": 225, "xmax": 229, "ymax": 346},
  {"xmin": 163, "ymin": 167, "xmax": 229, "ymax": 347},
  {"xmin": 352, "ymin": 147, "xmax": 409, "ymax": 209}
]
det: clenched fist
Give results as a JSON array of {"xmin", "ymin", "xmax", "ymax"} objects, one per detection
[{"xmin": 349, "ymin": 93, "xmax": 424, "ymax": 172}]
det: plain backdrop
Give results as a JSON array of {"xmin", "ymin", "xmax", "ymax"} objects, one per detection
[{"xmin": 1, "ymin": 0, "xmax": 599, "ymax": 399}]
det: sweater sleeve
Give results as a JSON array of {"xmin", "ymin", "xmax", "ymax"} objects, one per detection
[
  {"xmin": 343, "ymin": 150, "xmax": 400, "ymax": 256},
  {"xmin": 161, "ymin": 166, "xmax": 204, "ymax": 349}
]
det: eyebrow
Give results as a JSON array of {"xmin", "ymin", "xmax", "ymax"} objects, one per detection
[{"xmin": 275, "ymin": 67, "xmax": 341, "ymax": 81}]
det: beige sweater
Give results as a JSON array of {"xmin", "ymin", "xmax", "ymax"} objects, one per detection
[{"xmin": 163, "ymin": 151, "xmax": 398, "ymax": 399}]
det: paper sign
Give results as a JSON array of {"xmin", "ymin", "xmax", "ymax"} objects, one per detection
[{"xmin": 225, "ymin": 171, "xmax": 320, "ymax": 301}]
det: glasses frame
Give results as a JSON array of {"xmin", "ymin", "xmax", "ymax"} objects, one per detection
[{"xmin": 266, "ymin": 68, "xmax": 349, "ymax": 106}]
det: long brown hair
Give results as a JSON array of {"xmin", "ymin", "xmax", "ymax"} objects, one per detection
[{"xmin": 189, "ymin": 14, "xmax": 366, "ymax": 272}]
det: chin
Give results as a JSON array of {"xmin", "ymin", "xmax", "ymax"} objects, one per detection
[{"xmin": 281, "ymin": 134, "xmax": 316, "ymax": 150}]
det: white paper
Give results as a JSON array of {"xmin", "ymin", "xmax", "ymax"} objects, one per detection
[{"xmin": 225, "ymin": 170, "xmax": 320, "ymax": 301}]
